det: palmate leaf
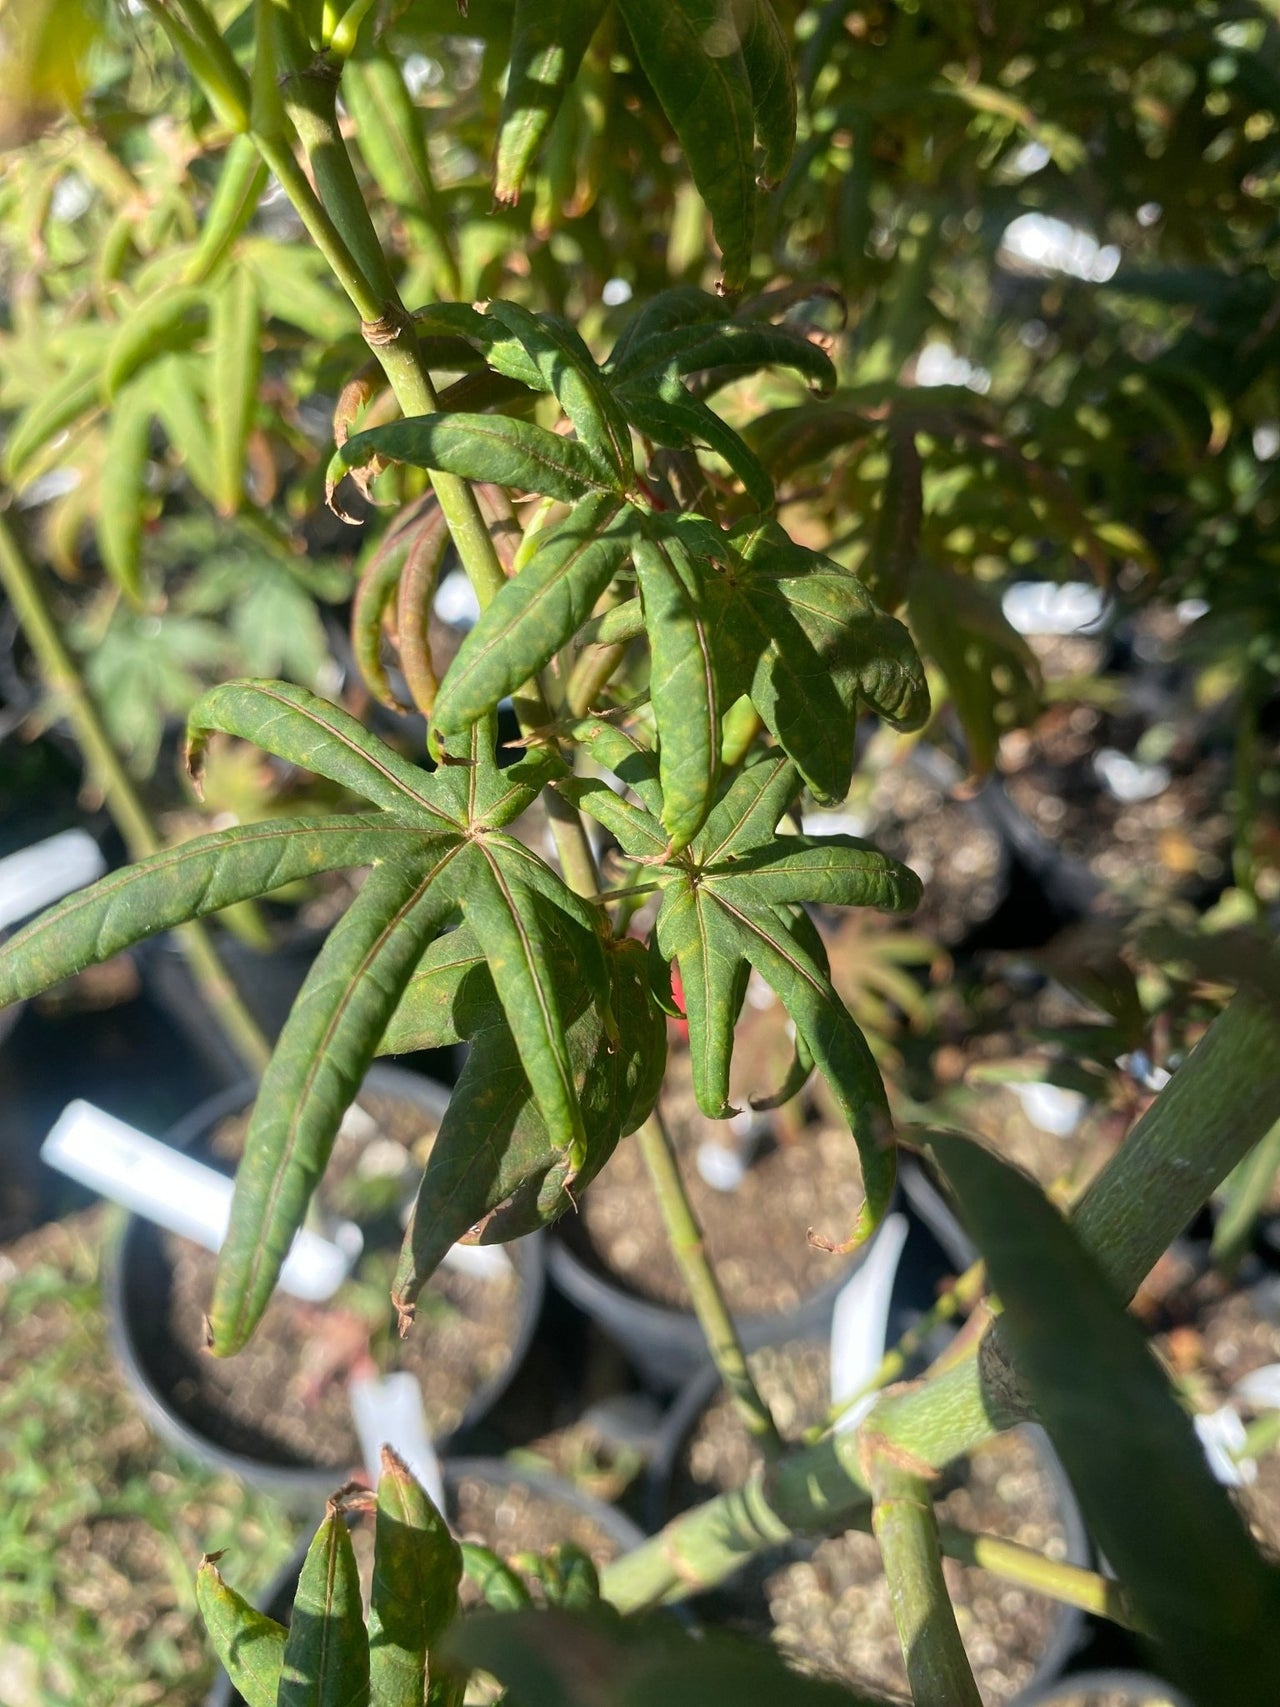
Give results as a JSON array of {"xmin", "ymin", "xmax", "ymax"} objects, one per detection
[
  {"xmin": 678, "ymin": 513, "xmax": 929, "ymax": 803},
  {"xmin": 383, "ymin": 924, "xmax": 665, "ymax": 1319},
  {"xmin": 561, "ymin": 746, "xmax": 920, "ymax": 1246},
  {"xmin": 0, "ymin": 676, "xmax": 610, "ymax": 1358},
  {"xmin": 931, "ymin": 1133, "xmax": 1280, "ymax": 1707}
]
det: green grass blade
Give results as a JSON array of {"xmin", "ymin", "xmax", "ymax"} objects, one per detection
[
  {"xmin": 930, "ymin": 1131, "xmax": 1280, "ymax": 1707},
  {"xmin": 0, "ymin": 815, "xmax": 426, "ymax": 1010},
  {"xmin": 195, "ymin": 1554, "xmax": 287, "ymax": 1707},
  {"xmin": 614, "ymin": 0, "xmax": 757, "ymax": 291},
  {"xmin": 279, "ymin": 1503, "xmax": 370, "ymax": 1707},
  {"xmin": 187, "ymin": 679, "xmax": 455, "ymax": 825},
  {"xmin": 431, "ymin": 495, "xmax": 633, "ymax": 734},
  {"xmin": 328, "ymin": 413, "xmax": 619, "ymax": 510},
  {"xmin": 369, "ymin": 1446, "xmax": 462, "ymax": 1707},
  {"xmin": 209, "ymin": 855, "xmax": 458, "ymax": 1354}
]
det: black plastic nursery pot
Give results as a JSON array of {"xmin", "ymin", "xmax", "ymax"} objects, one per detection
[
  {"xmin": 206, "ymin": 1456, "xmax": 646, "ymax": 1707},
  {"xmin": 106, "ymin": 1063, "xmax": 545, "ymax": 1507},
  {"xmin": 647, "ymin": 1350, "xmax": 1090, "ymax": 1707},
  {"xmin": 1016, "ymin": 1672, "xmax": 1191, "ymax": 1707}
]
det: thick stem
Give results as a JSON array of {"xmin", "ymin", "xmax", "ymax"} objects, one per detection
[
  {"xmin": 605, "ymin": 992, "xmax": 1280, "ymax": 1610},
  {"xmin": 811, "ymin": 1258, "xmax": 986, "ymax": 1440},
  {"xmin": 870, "ymin": 1457, "xmax": 983, "ymax": 1707},
  {"xmin": 634, "ymin": 1109, "xmax": 782, "ymax": 1454},
  {"xmin": 1071, "ymin": 994, "xmax": 1280, "ymax": 1297},
  {"xmin": 0, "ymin": 511, "xmax": 271, "ymax": 1074}
]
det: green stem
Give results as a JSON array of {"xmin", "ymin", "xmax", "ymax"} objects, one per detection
[
  {"xmin": 634, "ymin": 1109, "xmax": 783, "ymax": 1454},
  {"xmin": 1212, "ymin": 1113, "xmax": 1280, "ymax": 1275},
  {"xmin": 253, "ymin": 12, "xmax": 508, "ymax": 610},
  {"xmin": 1237, "ymin": 1408, "xmax": 1280, "ymax": 1465},
  {"xmin": 0, "ymin": 510, "xmax": 271, "ymax": 1075},
  {"xmin": 1071, "ymin": 995, "xmax": 1280, "ymax": 1296},
  {"xmin": 808, "ymin": 1258, "xmax": 986, "ymax": 1442},
  {"xmin": 870, "ymin": 1457, "xmax": 983, "ymax": 1707},
  {"xmin": 604, "ymin": 993, "xmax": 1280, "ymax": 1611},
  {"xmin": 832, "ymin": 1509, "xmax": 1139, "ymax": 1630}
]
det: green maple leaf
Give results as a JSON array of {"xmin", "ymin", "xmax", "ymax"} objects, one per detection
[
  {"xmin": 0, "ymin": 679, "xmax": 610, "ymax": 1354},
  {"xmin": 559, "ymin": 720, "xmax": 923, "ymax": 1249}
]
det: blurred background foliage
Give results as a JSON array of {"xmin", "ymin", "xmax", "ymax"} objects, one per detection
[{"xmin": 0, "ymin": 0, "xmax": 1276, "ymax": 805}]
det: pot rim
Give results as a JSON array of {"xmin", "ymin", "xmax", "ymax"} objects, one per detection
[
  {"xmin": 645, "ymin": 1348, "xmax": 1091, "ymax": 1702},
  {"xmin": 105, "ymin": 1062, "xmax": 545, "ymax": 1502}
]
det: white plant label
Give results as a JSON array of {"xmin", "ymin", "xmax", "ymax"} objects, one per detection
[
  {"xmin": 0, "ymin": 828, "xmax": 106, "ymax": 933},
  {"xmin": 41, "ymin": 1100, "xmax": 360, "ymax": 1303},
  {"xmin": 348, "ymin": 1370, "xmax": 445, "ymax": 1508},
  {"xmin": 829, "ymin": 1211, "xmax": 910, "ymax": 1433}
]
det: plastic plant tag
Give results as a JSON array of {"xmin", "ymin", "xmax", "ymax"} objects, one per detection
[
  {"xmin": 41, "ymin": 1100, "xmax": 360, "ymax": 1303},
  {"xmin": 0, "ymin": 828, "xmax": 106, "ymax": 933},
  {"xmin": 1233, "ymin": 1363, "xmax": 1280, "ymax": 1410},
  {"xmin": 1002, "ymin": 581, "xmax": 1108, "ymax": 636},
  {"xmin": 830, "ymin": 1211, "xmax": 910, "ymax": 1433},
  {"xmin": 1194, "ymin": 1404, "xmax": 1255, "ymax": 1487},
  {"xmin": 348, "ymin": 1369, "xmax": 445, "ymax": 1507},
  {"xmin": 440, "ymin": 1240, "xmax": 513, "ymax": 1280},
  {"xmin": 1011, "ymin": 1081, "xmax": 1087, "ymax": 1138}
]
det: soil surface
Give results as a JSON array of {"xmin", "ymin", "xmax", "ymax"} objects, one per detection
[
  {"xmin": 159, "ymin": 1089, "xmax": 522, "ymax": 1468},
  {"xmin": 863, "ymin": 761, "xmax": 1005, "ymax": 944},
  {"xmin": 670, "ymin": 1338, "xmax": 1072, "ymax": 1707},
  {"xmin": 578, "ymin": 1050, "xmax": 866, "ymax": 1317},
  {"xmin": 1047, "ymin": 1690, "xmax": 1181, "ymax": 1707},
  {"xmin": 1154, "ymin": 1265, "xmax": 1280, "ymax": 1560},
  {"xmin": 451, "ymin": 1472, "xmax": 627, "ymax": 1572}
]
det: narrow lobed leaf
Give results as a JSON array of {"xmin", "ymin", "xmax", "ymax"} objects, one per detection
[
  {"xmin": 433, "ymin": 495, "xmax": 635, "ymax": 735},
  {"xmin": 0, "ymin": 816, "xmax": 429, "ymax": 1012},
  {"xmin": 195, "ymin": 1554, "xmax": 287, "ymax": 1707},
  {"xmin": 278, "ymin": 1501, "xmax": 370, "ymax": 1707},
  {"xmin": 370, "ymin": 1445, "xmax": 464, "ymax": 1707},
  {"xmin": 209, "ymin": 856, "xmax": 459, "ymax": 1355}
]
